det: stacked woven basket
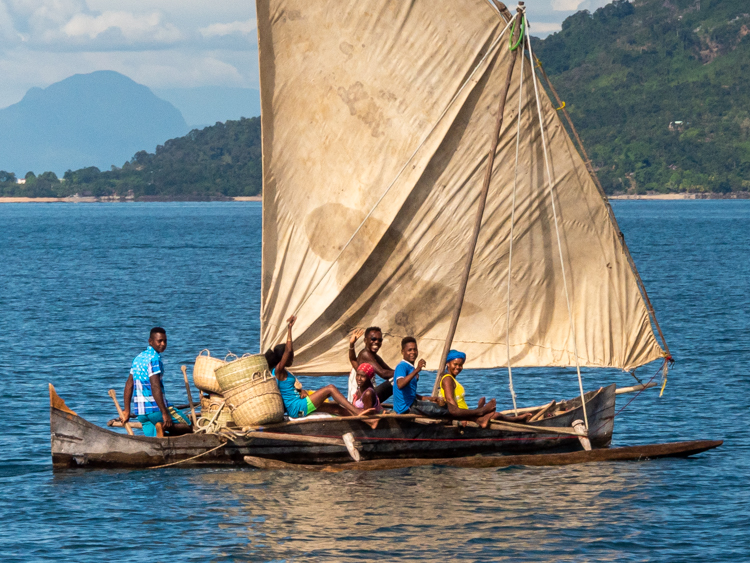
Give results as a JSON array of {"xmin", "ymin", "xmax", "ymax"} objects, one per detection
[
  {"xmin": 192, "ymin": 350, "xmax": 233, "ymax": 429},
  {"xmin": 192, "ymin": 349, "xmax": 284, "ymax": 428},
  {"xmin": 215, "ymin": 354, "xmax": 284, "ymax": 426},
  {"xmin": 193, "ymin": 350, "xmax": 225, "ymax": 395}
]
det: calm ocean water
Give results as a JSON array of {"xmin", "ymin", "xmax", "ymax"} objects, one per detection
[{"xmin": 0, "ymin": 201, "xmax": 748, "ymax": 562}]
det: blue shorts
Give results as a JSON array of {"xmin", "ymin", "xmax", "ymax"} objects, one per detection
[{"xmin": 137, "ymin": 407, "xmax": 191, "ymax": 437}]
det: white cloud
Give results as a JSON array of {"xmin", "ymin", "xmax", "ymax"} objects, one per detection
[
  {"xmin": 199, "ymin": 18, "xmax": 256, "ymax": 38},
  {"xmin": 62, "ymin": 10, "xmax": 181, "ymax": 42},
  {"xmin": 551, "ymin": 0, "xmax": 583, "ymax": 11},
  {"xmin": 0, "ymin": 45, "xmax": 258, "ymax": 107},
  {"xmin": 527, "ymin": 22, "xmax": 563, "ymax": 34},
  {"xmin": 0, "ymin": 2, "xmax": 21, "ymax": 42}
]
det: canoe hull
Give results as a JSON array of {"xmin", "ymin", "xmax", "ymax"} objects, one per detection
[{"xmin": 51, "ymin": 384, "xmax": 616, "ymax": 469}]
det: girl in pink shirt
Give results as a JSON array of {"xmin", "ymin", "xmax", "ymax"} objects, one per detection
[{"xmin": 351, "ymin": 362, "xmax": 383, "ymax": 413}]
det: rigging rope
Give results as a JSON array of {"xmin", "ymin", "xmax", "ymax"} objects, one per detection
[
  {"xmin": 147, "ymin": 441, "xmax": 227, "ymax": 470},
  {"xmin": 505, "ymin": 22, "xmax": 526, "ymax": 416},
  {"xmin": 267, "ymin": 17, "xmax": 516, "ymax": 346},
  {"xmin": 588, "ymin": 361, "xmax": 665, "ymax": 438},
  {"xmin": 523, "ymin": 17, "xmax": 589, "ymax": 430}
]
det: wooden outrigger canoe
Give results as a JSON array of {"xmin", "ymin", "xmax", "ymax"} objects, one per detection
[
  {"xmin": 50, "ymin": 383, "xmax": 721, "ymax": 470},
  {"xmin": 52, "ymin": 383, "xmax": 618, "ymax": 469}
]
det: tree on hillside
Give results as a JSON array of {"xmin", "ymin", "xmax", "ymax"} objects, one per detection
[
  {"xmin": 1, "ymin": 117, "xmax": 263, "ymax": 199},
  {"xmin": 533, "ymin": 0, "xmax": 750, "ymax": 194}
]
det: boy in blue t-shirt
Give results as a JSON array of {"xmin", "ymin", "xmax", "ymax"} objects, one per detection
[{"xmin": 392, "ymin": 336, "xmax": 448, "ymax": 417}]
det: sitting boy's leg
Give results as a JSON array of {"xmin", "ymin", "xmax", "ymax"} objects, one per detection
[
  {"xmin": 374, "ymin": 379, "xmax": 393, "ymax": 402},
  {"xmin": 137, "ymin": 408, "xmax": 192, "ymax": 436},
  {"xmin": 409, "ymin": 400, "xmax": 449, "ymax": 418}
]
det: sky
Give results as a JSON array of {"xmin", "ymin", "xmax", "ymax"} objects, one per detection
[{"xmin": 0, "ymin": 0, "xmax": 612, "ymax": 112}]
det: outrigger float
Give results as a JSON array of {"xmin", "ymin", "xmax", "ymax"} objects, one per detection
[{"xmin": 51, "ymin": 0, "xmax": 722, "ymax": 470}]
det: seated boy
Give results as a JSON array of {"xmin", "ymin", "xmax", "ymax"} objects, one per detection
[
  {"xmin": 120, "ymin": 327, "xmax": 192, "ymax": 437},
  {"xmin": 392, "ymin": 336, "xmax": 447, "ymax": 417}
]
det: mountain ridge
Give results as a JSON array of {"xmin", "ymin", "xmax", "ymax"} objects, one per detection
[{"xmin": 0, "ymin": 71, "xmax": 188, "ymax": 176}]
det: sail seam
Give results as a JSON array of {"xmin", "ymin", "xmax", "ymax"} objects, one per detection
[
  {"xmin": 524, "ymin": 16, "xmax": 589, "ymax": 430},
  {"xmin": 266, "ymin": 16, "xmax": 516, "ymax": 345}
]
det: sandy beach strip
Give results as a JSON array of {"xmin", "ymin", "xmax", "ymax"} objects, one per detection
[
  {"xmin": 2, "ymin": 193, "xmax": 744, "ymax": 203},
  {"xmin": 609, "ymin": 193, "xmax": 750, "ymax": 200},
  {"xmin": 0, "ymin": 197, "xmax": 68, "ymax": 203}
]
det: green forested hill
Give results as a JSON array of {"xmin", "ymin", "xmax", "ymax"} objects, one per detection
[
  {"xmin": 0, "ymin": 117, "xmax": 261, "ymax": 198},
  {"xmin": 533, "ymin": 0, "xmax": 750, "ymax": 194},
  {"xmin": 3, "ymin": 0, "xmax": 748, "ymax": 198}
]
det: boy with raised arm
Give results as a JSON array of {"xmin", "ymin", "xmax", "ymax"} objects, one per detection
[
  {"xmin": 347, "ymin": 326, "xmax": 394, "ymax": 402},
  {"xmin": 392, "ymin": 336, "xmax": 448, "ymax": 417}
]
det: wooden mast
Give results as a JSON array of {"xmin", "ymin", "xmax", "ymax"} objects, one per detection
[{"xmin": 432, "ymin": 6, "xmax": 524, "ymax": 396}]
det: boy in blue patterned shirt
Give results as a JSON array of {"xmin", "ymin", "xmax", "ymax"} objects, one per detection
[{"xmin": 120, "ymin": 327, "xmax": 192, "ymax": 437}]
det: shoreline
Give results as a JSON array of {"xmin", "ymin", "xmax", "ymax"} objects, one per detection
[
  {"xmin": 0, "ymin": 195, "xmax": 262, "ymax": 203},
  {"xmin": 1, "ymin": 193, "xmax": 748, "ymax": 203},
  {"xmin": 609, "ymin": 193, "xmax": 750, "ymax": 200}
]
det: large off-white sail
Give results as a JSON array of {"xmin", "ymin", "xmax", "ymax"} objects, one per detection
[{"xmin": 257, "ymin": 0, "xmax": 665, "ymax": 374}]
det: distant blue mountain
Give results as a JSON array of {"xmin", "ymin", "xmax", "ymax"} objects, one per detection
[
  {"xmin": 153, "ymin": 86, "xmax": 261, "ymax": 129},
  {"xmin": 0, "ymin": 71, "xmax": 188, "ymax": 175}
]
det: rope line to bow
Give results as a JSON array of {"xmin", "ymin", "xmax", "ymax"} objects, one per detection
[{"xmin": 505, "ymin": 13, "xmax": 526, "ymax": 416}]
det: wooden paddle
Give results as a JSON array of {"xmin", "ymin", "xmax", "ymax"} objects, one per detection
[
  {"xmin": 181, "ymin": 365, "xmax": 198, "ymax": 426},
  {"xmin": 529, "ymin": 400, "xmax": 556, "ymax": 423},
  {"xmin": 108, "ymin": 389, "xmax": 134, "ymax": 436}
]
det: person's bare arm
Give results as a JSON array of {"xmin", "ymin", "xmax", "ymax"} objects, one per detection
[
  {"xmin": 359, "ymin": 350, "xmax": 395, "ymax": 380},
  {"xmin": 348, "ymin": 329, "xmax": 364, "ymax": 369},
  {"xmin": 120, "ymin": 374, "xmax": 134, "ymax": 423},
  {"xmin": 396, "ymin": 359, "xmax": 425, "ymax": 389},
  {"xmin": 150, "ymin": 374, "xmax": 172, "ymax": 430},
  {"xmin": 360, "ymin": 388, "xmax": 377, "ymax": 410},
  {"xmin": 276, "ymin": 316, "xmax": 297, "ymax": 381}
]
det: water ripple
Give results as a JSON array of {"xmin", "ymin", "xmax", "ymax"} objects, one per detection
[{"xmin": 0, "ymin": 201, "xmax": 747, "ymax": 561}]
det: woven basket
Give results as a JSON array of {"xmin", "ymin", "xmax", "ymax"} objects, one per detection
[
  {"xmin": 199, "ymin": 393, "xmax": 235, "ymax": 427},
  {"xmin": 224, "ymin": 371, "xmax": 284, "ymax": 426},
  {"xmin": 193, "ymin": 350, "xmax": 225, "ymax": 394},
  {"xmin": 215, "ymin": 353, "xmax": 269, "ymax": 393}
]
